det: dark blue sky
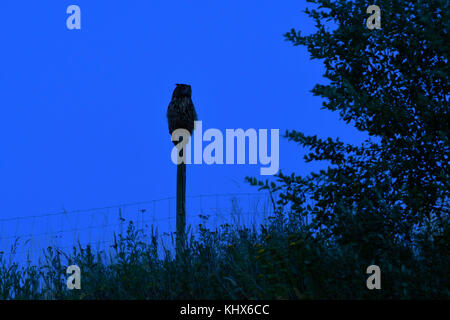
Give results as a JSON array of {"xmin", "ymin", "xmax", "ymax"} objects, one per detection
[{"xmin": 0, "ymin": 1, "xmax": 366, "ymax": 220}]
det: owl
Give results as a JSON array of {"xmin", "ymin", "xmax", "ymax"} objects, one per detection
[{"xmin": 167, "ymin": 84, "xmax": 198, "ymax": 144}]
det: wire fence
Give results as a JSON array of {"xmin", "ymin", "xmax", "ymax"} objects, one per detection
[{"xmin": 0, "ymin": 193, "xmax": 276, "ymax": 265}]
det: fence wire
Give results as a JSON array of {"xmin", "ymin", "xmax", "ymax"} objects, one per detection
[{"xmin": 0, "ymin": 193, "xmax": 276, "ymax": 264}]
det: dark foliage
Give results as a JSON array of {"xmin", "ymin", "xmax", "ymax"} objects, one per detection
[{"xmin": 249, "ymin": 0, "xmax": 449, "ymax": 298}]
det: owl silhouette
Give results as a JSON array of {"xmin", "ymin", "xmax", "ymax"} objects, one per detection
[{"xmin": 167, "ymin": 84, "xmax": 198, "ymax": 144}]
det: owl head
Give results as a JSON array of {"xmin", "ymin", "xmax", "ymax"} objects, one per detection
[{"xmin": 172, "ymin": 84, "xmax": 192, "ymax": 98}]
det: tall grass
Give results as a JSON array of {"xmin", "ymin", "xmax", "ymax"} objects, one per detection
[{"xmin": 0, "ymin": 207, "xmax": 448, "ymax": 299}]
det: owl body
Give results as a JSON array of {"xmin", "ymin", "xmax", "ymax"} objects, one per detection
[{"xmin": 167, "ymin": 84, "xmax": 197, "ymax": 136}]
